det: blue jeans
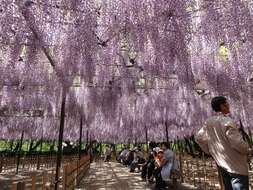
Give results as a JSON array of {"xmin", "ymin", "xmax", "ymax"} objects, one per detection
[{"xmin": 218, "ymin": 166, "xmax": 249, "ymax": 190}]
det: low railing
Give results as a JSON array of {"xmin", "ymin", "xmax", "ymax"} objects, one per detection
[
  {"xmin": 0, "ymin": 153, "xmax": 81, "ymax": 173},
  {"xmin": 180, "ymin": 153, "xmax": 253, "ymax": 190},
  {"xmin": 0, "ymin": 155, "xmax": 90, "ymax": 190},
  {"xmin": 63, "ymin": 155, "xmax": 90, "ymax": 190}
]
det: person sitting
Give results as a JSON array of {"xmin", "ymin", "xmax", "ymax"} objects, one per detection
[
  {"xmin": 125, "ymin": 149, "xmax": 135, "ymax": 166},
  {"xmin": 104, "ymin": 145, "xmax": 112, "ymax": 162},
  {"xmin": 119, "ymin": 145, "xmax": 129, "ymax": 164},
  {"xmin": 129, "ymin": 147, "xmax": 146, "ymax": 172},
  {"xmin": 153, "ymin": 147, "xmax": 167, "ymax": 189},
  {"xmin": 153, "ymin": 143, "xmax": 180, "ymax": 189},
  {"xmin": 160, "ymin": 142, "xmax": 180, "ymax": 185},
  {"xmin": 141, "ymin": 142, "xmax": 157, "ymax": 182}
]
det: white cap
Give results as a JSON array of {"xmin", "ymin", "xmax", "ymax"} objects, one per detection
[{"xmin": 153, "ymin": 147, "xmax": 163, "ymax": 153}]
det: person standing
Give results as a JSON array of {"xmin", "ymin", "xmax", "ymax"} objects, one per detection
[{"xmin": 195, "ymin": 96, "xmax": 252, "ymax": 190}]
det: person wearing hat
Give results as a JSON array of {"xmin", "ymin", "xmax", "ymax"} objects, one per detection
[
  {"xmin": 141, "ymin": 142, "xmax": 157, "ymax": 182},
  {"xmin": 152, "ymin": 143, "xmax": 179, "ymax": 189},
  {"xmin": 130, "ymin": 147, "xmax": 146, "ymax": 172},
  {"xmin": 153, "ymin": 147, "xmax": 167, "ymax": 189}
]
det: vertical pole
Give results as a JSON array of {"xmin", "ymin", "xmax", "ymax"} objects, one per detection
[
  {"xmin": 54, "ymin": 89, "xmax": 67, "ymax": 190},
  {"xmin": 31, "ymin": 174, "xmax": 36, "ymax": 190},
  {"xmin": 86, "ymin": 130, "xmax": 89, "ymax": 147},
  {"xmin": 165, "ymin": 122, "xmax": 169, "ymax": 144},
  {"xmin": 248, "ymin": 127, "xmax": 253, "ymax": 171},
  {"xmin": 10, "ymin": 140, "xmax": 14, "ymax": 151},
  {"xmin": 248, "ymin": 127, "xmax": 252, "ymax": 145},
  {"xmin": 196, "ymin": 157, "xmax": 201, "ymax": 186},
  {"xmin": 99, "ymin": 143, "xmax": 102, "ymax": 158},
  {"xmin": 37, "ymin": 139, "xmax": 43, "ymax": 170},
  {"xmin": 186, "ymin": 158, "xmax": 190, "ymax": 184},
  {"xmin": 202, "ymin": 152, "xmax": 207, "ymax": 190},
  {"xmin": 78, "ymin": 116, "xmax": 83, "ymax": 160},
  {"xmin": 134, "ymin": 136, "xmax": 137, "ymax": 147},
  {"xmin": 89, "ymin": 134, "xmax": 92, "ymax": 163},
  {"xmin": 42, "ymin": 172, "xmax": 46, "ymax": 190},
  {"xmin": 145, "ymin": 126, "xmax": 149, "ymax": 153},
  {"xmin": 16, "ymin": 130, "xmax": 24, "ymax": 174},
  {"xmin": 0, "ymin": 155, "xmax": 3, "ymax": 173},
  {"xmin": 179, "ymin": 150, "xmax": 184, "ymax": 183},
  {"xmin": 11, "ymin": 183, "xmax": 17, "ymax": 190},
  {"xmin": 63, "ymin": 165, "xmax": 67, "ymax": 190}
]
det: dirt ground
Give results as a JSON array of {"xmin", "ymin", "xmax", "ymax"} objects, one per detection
[{"xmin": 77, "ymin": 161, "xmax": 197, "ymax": 190}]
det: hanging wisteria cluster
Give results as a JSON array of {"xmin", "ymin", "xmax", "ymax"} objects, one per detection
[{"xmin": 0, "ymin": 0, "xmax": 253, "ymax": 143}]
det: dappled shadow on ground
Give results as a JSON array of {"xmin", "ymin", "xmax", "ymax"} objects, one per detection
[
  {"xmin": 77, "ymin": 161, "xmax": 197, "ymax": 190},
  {"xmin": 77, "ymin": 161, "xmax": 149, "ymax": 190},
  {"xmin": 0, "ymin": 171, "xmax": 44, "ymax": 190}
]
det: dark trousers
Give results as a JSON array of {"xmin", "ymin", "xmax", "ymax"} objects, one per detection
[
  {"xmin": 141, "ymin": 163, "xmax": 148, "ymax": 178},
  {"xmin": 104, "ymin": 155, "xmax": 111, "ymax": 162},
  {"xmin": 148, "ymin": 162, "xmax": 155, "ymax": 179},
  {"xmin": 218, "ymin": 167, "xmax": 249, "ymax": 190},
  {"xmin": 130, "ymin": 158, "xmax": 146, "ymax": 172},
  {"xmin": 154, "ymin": 167, "xmax": 167, "ymax": 188},
  {"xmin": 130, "ymin": 161, "xmax": 138, "ymax": 172},
  {"xmin": 141, "ymin": 161, "xmax": 155, "ymax": 179}
]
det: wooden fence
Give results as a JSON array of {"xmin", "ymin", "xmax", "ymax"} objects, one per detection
[
  {"xmin": 180, "ymin": 153, "xmax": 253, "ymax": 190},
  {"xmin": 0, "ymin": 154, "xmax": 81, "ymax": 173},
  {"xmin": 0, "ymin": 155, "xmax": 90, "ymax": 190},
  {"xmin": 63, "ymin": 156, "xmax": 90, "ymax": 190}
]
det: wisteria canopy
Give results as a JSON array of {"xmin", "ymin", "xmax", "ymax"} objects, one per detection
[{"xmin": 0, "ymin": 0, "xmax": 253, "ymax": 143}]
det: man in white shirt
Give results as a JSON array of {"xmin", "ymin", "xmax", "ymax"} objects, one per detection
[{"xmin": 195, "ymin": 96, "xmax": 252, "ymax": 190}]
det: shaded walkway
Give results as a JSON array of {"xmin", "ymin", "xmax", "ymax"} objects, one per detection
[{"xmin": 77, "ymin": 161, "xmax": 197, "ymax": 190}]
